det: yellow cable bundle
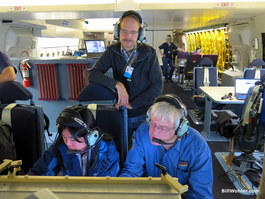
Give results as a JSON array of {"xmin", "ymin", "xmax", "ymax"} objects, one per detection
[{"xmin": 184, "ymin": 26, "xmax": 231, "ymax": 71}]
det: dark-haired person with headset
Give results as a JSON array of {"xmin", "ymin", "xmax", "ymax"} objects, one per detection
[
  {"xmin": 28, "ymin": 106, "xmax": 120, "ymax": 176},
  {"xmin": 119, "ymin": 94, "xmax": 213, "ymax": 199},
  {"xmin": 0, "ymin": 51, "xmax": 16, "ymax": 84},
  {"xmin": 88, "ymin": 10, "xmax": 163, "ymax": 145}
]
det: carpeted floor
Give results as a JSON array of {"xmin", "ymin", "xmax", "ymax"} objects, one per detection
[{"xmin": 163, "ymin": 80, "xmax": 258, "ymax": 199}]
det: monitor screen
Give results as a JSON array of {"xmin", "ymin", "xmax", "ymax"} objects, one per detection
[
  {"xmin": 84, "ymin": 40, "xmax": 106, "ymax": 54},
  {"xmin": 235, "ymin": 78, "xmax": 259, "ymax": 94}
]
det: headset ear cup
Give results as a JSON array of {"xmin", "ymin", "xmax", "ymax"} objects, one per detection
[
  {"xmin": 113, "ymin": 23, "xmax": 119, "ymax": 40},
  {"xmin": 175, "ymin": 119, "xmax": 189, "ymax": 137},
  {"xmin": 146, "ymin": 107, "xmax": 151, "ymax": 123},
  {"xmin": 87, "ymin": 128, "xmax": 100, "ymax": 146},
  {"xmin": 138, "ymin": 27, "xmax": 145, "ymax": 42}
]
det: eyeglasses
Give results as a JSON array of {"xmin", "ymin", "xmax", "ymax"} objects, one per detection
[
  {"xmin": 120, "ymin": 29, "xmax": 139, "ymax": 35},
  {"xmin": 148, "ymin": 120, "xmax": 175, "ymax": 134}
]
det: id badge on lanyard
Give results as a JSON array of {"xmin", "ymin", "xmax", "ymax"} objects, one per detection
[
  {"xmin": 124, "ymin": 65, "xmax": 134, "ymax": 80},
  {"xmin": 123, "ymin": 52, "xmax": 136, "ymax": 81}
]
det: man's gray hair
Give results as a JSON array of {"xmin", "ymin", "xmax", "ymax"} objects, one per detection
[{"xmin": 150, "ymin": 101, "xmax": 184, "ymax": 129}]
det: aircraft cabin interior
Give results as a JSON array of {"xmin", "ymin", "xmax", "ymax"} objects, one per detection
[{"xmin": 0, "ymin": 1, "xmax": 265, "ymax": 199}]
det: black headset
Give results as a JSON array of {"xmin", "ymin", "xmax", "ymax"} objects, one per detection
[
  {"xmin": 56, "ymin": 107, "xmax": 101, "ymax": 147},
  {"xmin": 113, "ymin": 10, "xmax": 146, "ymax": 42},
  {"xmin": 146, "ymin": 94, "xmax": 189, "ymax": 137}
]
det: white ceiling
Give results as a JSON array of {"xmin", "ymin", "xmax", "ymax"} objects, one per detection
[{"xmin": 0, "ymin": 2, "xmax": 265, "ymax": 32}]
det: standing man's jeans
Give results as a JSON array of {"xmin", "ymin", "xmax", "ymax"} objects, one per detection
[
  {"xmin": 128, "ymin": 114, "xmax": 146, "ymax": 148},
  {"xmin": 162, "ymin": 57, "xmax": 174, "ymax": 80}
]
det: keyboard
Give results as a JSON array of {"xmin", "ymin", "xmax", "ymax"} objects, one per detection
[{"xmin": 235, "ymin": 94, "xmax": 246, "ymax": 100}]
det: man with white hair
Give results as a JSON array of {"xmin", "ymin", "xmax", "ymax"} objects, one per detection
[{"xmin": 119, "ymin": 94, "xmax": 213, "ymax": 199}]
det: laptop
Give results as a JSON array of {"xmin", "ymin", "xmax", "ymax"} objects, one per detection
[{"xmin": 234, "ymin": 78, "xmax": 259, "ymax": 100}]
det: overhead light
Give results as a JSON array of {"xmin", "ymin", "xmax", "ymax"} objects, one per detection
[{"xmin": 61, "ymin": 21, "xmax": 69, "ymax": 26}]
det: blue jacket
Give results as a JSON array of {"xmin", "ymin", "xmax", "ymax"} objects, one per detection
[
  {"xmin": 28, "ymin": 139, "xmax": 120, "ymax": 176},
  {"xmin": 119, "ymin": 122, "xmax": 213, "ymax": 199}
]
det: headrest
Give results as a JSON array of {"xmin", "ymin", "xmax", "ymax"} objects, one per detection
[
  {"xmin": 249, "ymin": 59, "xmax": 265, "ymax": 67},
  {"xmin": 0, "ymin": 81, "xmax": 32, "ymax": 104},
  {"xmin": 78, "ymin": 83, "xmax": 117, "ymax": 102},
  {"xmin": 199, "ymin": 57, "xmax": 213, "ymax": 67}
]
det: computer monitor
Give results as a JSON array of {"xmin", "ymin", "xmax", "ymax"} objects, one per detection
[
  {"xmin": 84, "ymin": 40, "xmax": 106, "ymax": 54},
  {"xmin": 234, "ymin": 78, "xmax": 259, "ymax": 100}
]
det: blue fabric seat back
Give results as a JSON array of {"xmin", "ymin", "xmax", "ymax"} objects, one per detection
[
  {"xmin": 243, "ymin": 68, "xmax": 265, "ymax": 80},
  {"xmin": 193, "ymin": 67, "xmax": 218, "ymax": 107},
  {"xmin": 94, "ymin": 105, "xmax": 128, "ymax": 164},
  {"xmin": 0, "ymin": 104, "xmax": 45, "ymax": 174},
  {"xmin": 199, "ymin": 57, "xmax": 213, "ymax": 67},
  {"xmin": 78, "ymin": 83, "xmax": 117, "ymax": 102},
  {"xmin": 77, "ymin": 84, "xmax": 127, "ymax": 164},
  {"xmin": 0, "ymin": 81, "xmax": 32, "ymax": 104}
]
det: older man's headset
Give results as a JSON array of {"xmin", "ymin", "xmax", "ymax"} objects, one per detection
[
  {"xmin": 56, "ymin": 107, "xmax": 103, "ymax": 154},
  {"xmin": 113, "ymin": 10, "xmax": 146, "ymax": 42},
  {"xmin": 146, "ymin": 94, "xmax": 189, "ymax": 145}
]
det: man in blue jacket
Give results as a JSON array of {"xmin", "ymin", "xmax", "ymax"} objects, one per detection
[
  {"xmin": 119, "ymin": 94, "xmax": 213, "ymax": 199},
  {"xmin": 0, "ymin": 51, "xmax": 16, "ymax": 84},
  {"xmin": 88, "ymin": 10, "xmax": 163, "ymax": 143},
  {"xmin": 28, "ymin": 106, "xmax": 120, "ymax": 176}
]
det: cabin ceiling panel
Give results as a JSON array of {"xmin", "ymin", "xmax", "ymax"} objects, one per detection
[{"xmin": 0, "ymin": 5, "xmax": 265, "ymax": 32}]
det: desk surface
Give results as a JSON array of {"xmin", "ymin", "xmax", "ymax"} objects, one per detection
[{"xmin": 200, "ymin": 86, "xmax": 244, "ymax": 104}]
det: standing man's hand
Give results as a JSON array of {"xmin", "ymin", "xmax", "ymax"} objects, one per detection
[{"xmin": 115, "ymin": 82, "xmax": 129, "ymax": 110}]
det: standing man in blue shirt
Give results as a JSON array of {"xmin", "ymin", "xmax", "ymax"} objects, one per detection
[
  {"xmin": 159, "ymin": 35, "xmax": 183, "ymax": 82},
  {"xmin": 119, "ymin": 94, "xmax": 213, "ymax": 199},
  {"xmin": 88, "ymin": 10, "xmax": 163, "ymax": 145},
  {"xmin": 0, "ymin": 51, "xmax": 16, "ymax": 84}
]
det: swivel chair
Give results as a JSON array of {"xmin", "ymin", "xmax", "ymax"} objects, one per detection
[
  {"xmin": 189, "ymin": 58, "xmax": 218, "ymax": 123},
  {"xmin": 182, "ymin": 54, "xmax": 202, "ymax": 90},
  {"xmin": 203, "ymin": 54, "xmax": 218, "ymax": 67},
  {"xmin": 244, "ymin": 59, "xmax": 265, "ymax": 80}
]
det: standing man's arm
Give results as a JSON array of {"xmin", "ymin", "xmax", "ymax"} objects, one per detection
[
  {"xmin": 172, "ymin": 43, "xmax": 185, "ymax": 53},
  {"xmin": 158, "ymin": 43, "xmax": 165, "ymax": 57},
  {"xmin": 129, "ymin": 48, "xmax": 163, "ymax": 110},
  {"xmin": 88, "ymin": 48, "xmax": 129, "ymax": 109},
  {"xmin": 176, "ymin": 46, "xmax": 185, "ymax": 52},
  {"xmin": 115, "ymin": 81, "xmax": 130, "ymax": 109},
  {"xmin": 158, "ymin": 48, "xmax": 165, "ymax": 57}
]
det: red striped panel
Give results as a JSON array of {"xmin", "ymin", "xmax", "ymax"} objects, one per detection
[
  {"xmin": 35, "ymin": 64, "xmax": 60, "ymax": 101},
  {"xmin": 67, "ymin": 63, "xmax": 88, "ymax": 100}
]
